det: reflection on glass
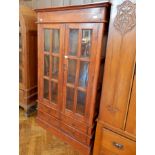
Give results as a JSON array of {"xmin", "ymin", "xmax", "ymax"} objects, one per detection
[
  {"xmin": 79, "ymin": 61, "xmax": 89, "ymax": 88},
  {"xmin": 69, "ymin": 29, "xmax": 79, "ymax": 56},
  {"xmin": 44, "ymin": 55, "xmax": 49, "ymax": 76},
  {"xmin": 52, "ymin": 57, "xmax": 59, "ymax": 79},
  {"xmin": 76, "ymin": 91, "xmax": 86, "ymax": 115},
  {"xmin": 66, "ymin": 87, "xmax": 74, "ymax": 111},
  {"xmin": 43, "ymin": 79, "xmax": 49, "ymax": 99},
  {"xmin": 51, "ymin": 82, "xmax": 58, "ymax": 104},
  {"xmin": 81, "ymin": 30, "xmax": 92, "ymax": 57},
  {"xmin": 52, "ymin": 29, "xmax": 60, "ymax": 53},
  {"xmin": 44, "ymin": 29, "xmax": 50, "ymax": 52},
  {"xmin": 19, "ymin": 69, "xmax": 22, "ymax": 83},
  {"xmin": 67, "ymin": 60, "xmax": 77, "ymax": 84}
]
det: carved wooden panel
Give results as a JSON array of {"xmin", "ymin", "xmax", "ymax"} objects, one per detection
[
  {"xmin": 93, "ymin": 1, "xmax": 136, "ymax": 155},
  {"xmin": 114, "ymin": 0, "xmax": 136, "ymax": 35},
  {"xmin": 98, "ymin": 0, "xmax": 136, "ymax": 129}
]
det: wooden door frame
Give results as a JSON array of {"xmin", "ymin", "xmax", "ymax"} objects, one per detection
[
  {"xmin": 62, "ymin": 23, "xmax": 99, "ymax": 123},
  {"xmin": 38, "ymin": 24, "xmax": 65, "ymax": 112}
]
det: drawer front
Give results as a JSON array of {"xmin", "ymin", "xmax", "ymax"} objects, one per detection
[
  {"xmin": 100, "ymin": 147, "xmax": 117, "ymax": 155},
  {"xmin": 39, "ymin": 103, "xmax": 90, "ymax": 134},
  {"xmin": 60, "ymin": 114, "xmax": 91, "ymax": 135},
  {"xmin": 60, "ymin": 122, "xmax": 91, "ymax": 146},
  {"xmin": 38, "ymin": 103, "xmax": 59, "ymax": 118},
  {"xmin": 37, "ymin": 110, "xmax": 60, "ymax": 129},
  {"xmin": 100, "ymin": 128, "xmax": 136, "ymax": 155},
  {"xmin": 38, "ymin": 110, "xmax": 91, "ymax": 145}
]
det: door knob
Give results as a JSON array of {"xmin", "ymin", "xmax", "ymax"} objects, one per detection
[
  {"xmin": 64, "ymin": 55, "xmax": 68, "ymax": 59},
  {"xmin": 112, "ymin": 142, "xmax": 124, "ymax": 149}
]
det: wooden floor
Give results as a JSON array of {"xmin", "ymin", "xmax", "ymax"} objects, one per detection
[{"xmin": 19, "ymin": 108, "xmax": 82, "ymax": 155}]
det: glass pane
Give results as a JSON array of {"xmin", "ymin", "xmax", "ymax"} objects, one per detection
[
  {"xmin": 19, "ymin": 69, "xmax": 22, "ymax": 83},
  {"xmin": 66, "ymin": 87, "xmax": 74, "ymax": 111},
  {"xmin": 52, "ymin": 57, "xmax": 59, "ymax": 79},
  {"xmin": 69, "ymin": 29, "xmax": 79, "ymax": 56},
  {"xmin": 43, "ymin": 79, "xmax": 49, "ymax": 99},
  {"xmin": 81, "ymin": 30, "xmax": 92, "ymax": 57},
  {"xmin": 79, "ymin": 61, "xmax": 89, "ymax": 88},
  {"xmin": 76, "ymin": 91, "xmax": 86, "ymax": 115},
  {"xmin": 52, "ymin": 29, "xmax": 60, "ymax": 53},
  {"xmin": 44, "ymin": 55, "xmax": 49, "ymax": 76},
  {"xmin": 67, "ymin": 60, "xmax": 77, "ymax": 84},
  {"xmin": 44, "ymin": 29, "xmax": 50, "ymax": 52},
  {"xmin": 51, "ymin": 82, "xmax": 58, "ymax": 104}
]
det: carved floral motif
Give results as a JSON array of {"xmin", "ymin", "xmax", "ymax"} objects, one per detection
[
  {"xmin": 107, "ymin": 105, "xmax": 119, "ymax": 114},
  {"xmin": 114, "ymin": 0, "xmax": 136, "ymax": 35}
]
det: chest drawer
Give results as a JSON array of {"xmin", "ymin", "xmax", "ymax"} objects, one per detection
[
  {"xmin": 60, "ymin": 122, "xmax": 91, "ymax": 145},
  {"xmin": 100, "ymin": 128, "xmax": 136, "ymax": 155},
  {"xmin": 60, "ymin": 114, "xmax": 93, "ymax": 135},
  {"xmin": 38, "ymin": 103, "xmax": 59, "ymax": 118}
]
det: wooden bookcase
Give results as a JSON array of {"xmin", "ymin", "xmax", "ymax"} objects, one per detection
[
  {"xmin": 19, "ymin": 5, "xmax": 38, "ymax": 116},
  {"xmin": 35, "ymin": 2, "xmax": 111, "ymax": 154}
]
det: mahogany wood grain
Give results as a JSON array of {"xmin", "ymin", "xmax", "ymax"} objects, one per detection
[
  {"xmin": 93, "ymin": 0, "xmax": 136, "ymax": 154},
  {"xmin": 37, "ymin": 7, "xmax": 109, "ymax": 23},
  {"xmin": 100, "ymin": 147, "xmax": 117, "ymax": 155},
  {"xmin": 125, "ymin": 72, "xmax": 136, "ymax": 137},
  {"xmin": 36, "ymin": 2, "xmax": 111, "ymax": 155},
  {"xmin": 99, "ymin": 18, "xmax": 136, "ymax": 129},
  {"xmin": 93, "ymin": 123, "xmax": 136, "ymax": 155},
  {"xmin": 100, "ymin": 128, "xmax": 136, "ymax": 155},
  {"xmin": 19, "ymin": 5, "xmax": 38, "ymax": 115}
]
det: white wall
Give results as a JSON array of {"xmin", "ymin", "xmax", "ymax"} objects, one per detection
[
  {"xmin": 52, "ymin": 0, "xmax": 64, "ymax": 6},
  {"xmin": 20, "ymin": 0, "xmax": 107, "ymax": 9},
  {"xmin": 84, "ymin": 0, "xmax": 93, "ymax": 4},
  {"xmin": 63, "ymin": 0, "xmax": 70, "ymax": 5}
]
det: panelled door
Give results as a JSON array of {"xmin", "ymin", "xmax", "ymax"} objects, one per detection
[
  {"xmin": 62, "ymin": 23, "xmax": 98, "ymax": 122},
  {"xmin": 38, "ymin": 24, "xmax": 65, "ymax": 114}
]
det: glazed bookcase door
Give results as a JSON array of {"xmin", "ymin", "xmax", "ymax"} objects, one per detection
[
  {"xmin": 63, "ymin": 23, "xmax": 98, "ymax": 121},
  {"xmin": 38, "ymin": 24, "xmax": 65, "ymax": 110}
]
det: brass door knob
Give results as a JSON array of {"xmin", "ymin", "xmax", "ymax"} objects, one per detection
[
  {"xmin": 64, "ymin": 55, "xmax": 68, "ymax": 59},
  {"xmin": 112, "ymin": 142, "xmax": 124, "ymax": 149}
]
